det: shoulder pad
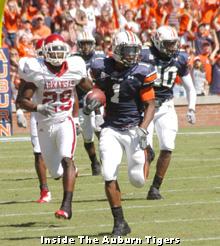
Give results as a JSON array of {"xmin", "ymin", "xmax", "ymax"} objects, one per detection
[
  {"xmin": 67, "ymin": 56, "xmax": 87, "ymax": 80},
  {"xmin": 18, "ymin": 57, "xmax": 42, "ymax": 83}
]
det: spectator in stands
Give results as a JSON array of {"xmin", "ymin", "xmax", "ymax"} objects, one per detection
[
  {"xmin": 15, "ymin": 19, "xmax": 33, "ymax": 48},
  {"xmin": 191, "ymin": 56, "xmax": 209, "ymax": 96},
  {"xmin": 16, "ymin": 34, "xmax": 35, "ymax": 58},
  {"xmin": 20, "ymin": 0, "xmax": 38, "ymax": 22},
  {"xmin": 194, "ymin": 23, "xmax": 214, "ymax": 55},
  {"xmin": 31, "ymin": 14, "xmax": 51, "ymax": 39},
  {"xmin": 96, "ymin": 3, "xmax": 115, "ymax": 39},
  {"xmin": 80, "ymin": 0, "xmax": 98, "ymax": 34},
  {"xmin": 38, "ymin": 2, "xmax": 53, "ymax": 29},
  {"xmin": 209, "ymin": 54, "xmax": 220, "ymax": 95},
  {"xmin": 4, "ymin": 0, "xmax": 21, "ymax": 47}
]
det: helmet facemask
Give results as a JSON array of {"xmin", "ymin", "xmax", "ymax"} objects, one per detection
[
  {"xmin": 114, "ymin": 43, "xmax": 141, "ymax": 67},
  {"xmin": 77, "ymin": 40, "xmax": 95, "ymax": 57},
  {"xmin": 43, "ymin": 41, "xmax": 69, "ymax": 66}
]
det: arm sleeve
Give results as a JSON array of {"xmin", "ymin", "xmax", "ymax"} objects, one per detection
[{"xmin": 182, "ymin": 73, "xmax": 197, "ymax": 111}]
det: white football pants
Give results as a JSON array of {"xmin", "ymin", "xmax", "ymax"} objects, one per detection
[{"xmin": 99, "ymin": 126, "xmax": 147, "ymax": 188}]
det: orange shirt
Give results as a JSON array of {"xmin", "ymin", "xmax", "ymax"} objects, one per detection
[
  {"xmin": 32, "ymin": 25, "xmax": 51, "ymax": 38},
  {"xmin": 4, "ymin": 9, "xmax": 20, "ymax": 33},
  {"xmin": 199, "ymin": 54, "xmax": 212, "ymax": 84},
  {"xmin": 16, "ymin": 42, "xmax": 34, "ymax": 58}
]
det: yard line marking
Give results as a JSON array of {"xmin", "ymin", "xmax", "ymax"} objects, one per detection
[
  {"xmin": 0, "ymin": 137, "xmax": 31, "ymax": 142},
  {"xmin": 0, "ymin": 200, "xmax": 220, "ymax": 217},
  {"xmin": 0, "ymin": 217, "xmax": 219, "ymax": 234},
  {"xmin": 1, "ymin": 131, "xmax": 220, "ymax": 142}
]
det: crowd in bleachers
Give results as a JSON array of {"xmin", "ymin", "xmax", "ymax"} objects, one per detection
[{"xmin": 2, "ymin": 0, "xmax": 220, "ymax": 102}]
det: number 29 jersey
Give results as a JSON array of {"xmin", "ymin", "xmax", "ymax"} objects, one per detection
[
  {"xmin": 141, "ymin": 46, "xmax": 190, "ymax": 101},
  {"xmin": 18, "ymin": 56, "xmax": 87, "ymax": 124},
  {"xmin": 90, "ymin": 57, "xmax": 156, "ymax": 130}
]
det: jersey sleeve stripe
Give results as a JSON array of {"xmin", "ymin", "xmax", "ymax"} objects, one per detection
[
  {"xmin": 140, "ymin": 87, "xmax": 155, "ymax": 101},
  {"xmin": 144, "ymin": 72, "xmax": 157, "ymax": 83}
]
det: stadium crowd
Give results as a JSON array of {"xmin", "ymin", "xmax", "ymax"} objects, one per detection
[{"xmin": 2, "ymin": 0, "xmax": 220, "ymax": 102}]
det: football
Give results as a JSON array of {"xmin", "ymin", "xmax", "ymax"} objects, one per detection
[{"xmin": 86, "ymin": 88, "xmax": 106, "ymax": 106}]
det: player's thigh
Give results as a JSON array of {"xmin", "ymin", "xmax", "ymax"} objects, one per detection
[
  {"xmin": 37, "ymin": 125, "xmax": 62, "ymax": 178},
  {"xmin": 99, "ymin": 127, "xmax": 123, "ymax": 181},
  {"xmin": 124, "ymin": 129, "xmax": 146, "ymax": 188},
  {"xmin": 155, "ymin": 107, "xmax": 178, "ymax": 150},
  {"xmin": 56, "ymin": 117, "xmax": 77, "ymax": 159},
  {"xmin": 80, "ymin": 110, "xmax": 95, "ymax": 143}
]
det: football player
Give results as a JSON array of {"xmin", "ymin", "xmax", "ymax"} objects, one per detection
[
  {"xmin": 84, "ymin": 30, "xmax": 156, "ymax": 236},
  {"xmin": 141, "ymin": 25, "xmax": 197, "ymax": 200},
  {"xmin": 17, "ymin": 33, "xmax": 93, "ymax": 220},
  {"xmin": 74, "ymin": 31, "xmax": 105, "ymax": 176},
  {"xmin": 16, "ymin": 38, "xmax": 52, "ymax": 203}
]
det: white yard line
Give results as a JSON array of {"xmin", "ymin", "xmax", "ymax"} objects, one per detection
[
  {"xmin": 1, "ymin": 131, "xmax": 220, "ymax": 142},
  {"xmin": 0, "ymin": 200, "xmax": 220, "ymax": 218}
]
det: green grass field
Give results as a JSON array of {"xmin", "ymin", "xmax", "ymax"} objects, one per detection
[{"xmin": 0, "ymin": 126, "xmax": 220, "ymax": 246}]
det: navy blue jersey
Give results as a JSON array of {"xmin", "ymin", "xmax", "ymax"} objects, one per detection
[
  {"xmin": 91, "ymin": 57, "xmax": 156, "ymax": 129},
  {"xmin": 141, "ymin": 46, "xmax": 189, "ymax": 101},
  {"xmin": 74, "ymin": 51, "xmax": 105, "ymax": 107}
]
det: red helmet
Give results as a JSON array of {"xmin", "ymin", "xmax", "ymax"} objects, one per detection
[
  {"xmin": 43, "ymin": 34, "xmax": 69, "ymax": 66},
  {"xmin": 35, "ymin": 38, "xmax": 44, "ymax": 57}
]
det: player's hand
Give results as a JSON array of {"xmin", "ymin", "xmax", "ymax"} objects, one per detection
[
  {"xmin": 95, "ymin": 114, "xmax": 104, "ymax": 131},
  {"xmin": 73, "ymin": 117, "xmax": 82, "ymax": 135},
  {"xmin": 136, "ymin": 127, "xmax": 149, "ymax": 150},
  {"xmin": 83, "ymin": 99, "xmax": 101, "ymax": 115},
  {"xmin": 16, "ymin": 109, "xmax": 27, "ymax": 128},
  {"xmin": 186, "ymin": 109, "xmax": 196, "ymax": 124},
  {"xmin": 37, "ymin": 103, "xmax": 55, "ymax": 117}
]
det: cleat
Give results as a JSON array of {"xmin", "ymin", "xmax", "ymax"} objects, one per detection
[
  {"xmin": 55, "ymin": 209, "xmax": 72, "ymax": 220},
  {"xmin": 36, "ymin": 190, "xmax": 51, "ymax": 203},
  {"xmin": 91, "ymin": 161, "xmax": 101, "ymax": 176},
  {"xmin": 112, "ymin": 220, "xmax": 131, "ymax": 236},
  {"xmin": 146, "ymin": 186, "xmax": 163, "ymax": 200}
]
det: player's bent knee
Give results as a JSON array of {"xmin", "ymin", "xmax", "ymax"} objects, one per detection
[{"xmin": 129, "ymin": 168, "xmax": 145, "ymax": 188}]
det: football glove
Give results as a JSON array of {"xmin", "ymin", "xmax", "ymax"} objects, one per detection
[
  {"xmin": 186, "ymin": 109, "xmax": 196, "ymax": 124},
  {"xmin": 136, "ymin": 127, "xmax": 149, "ymax": 150},
  {"xmin": 16, "ymin": 109, "xmax": 27, "ymax": 128},
  {"xmin": 37, "ymin": 103, "xmax": 55, "ymax": 117},
  {"xmin": 83, "ymin": 99, "xmax": 101, "ymax": 115}
]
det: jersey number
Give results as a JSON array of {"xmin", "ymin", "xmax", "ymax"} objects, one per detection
[
  {"xmin": 154, "ymin": 65, "xmax": 177, "ymax": 88},
  {"xmin": 42, "ymin": 90, "xmax": 72, "ymax": 111},
  {"xmin": 111, "ymin": 84, "xmax": 120, "ymax": 103}
]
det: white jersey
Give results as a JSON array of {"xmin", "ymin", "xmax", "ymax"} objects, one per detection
[{"xmin": 18, "ymin": 56, "xmax": 87, "ymax": 124}]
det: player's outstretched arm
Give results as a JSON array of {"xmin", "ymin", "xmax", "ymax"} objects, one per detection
[{"xmin": 182, "ymin": 74, "xmax": 197, "ymax": 124}]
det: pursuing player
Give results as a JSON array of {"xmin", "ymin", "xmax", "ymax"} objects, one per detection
[
  {"xmin": 74, "ymin": 31, "xmax": 105, "ymax": 175},
  {"xmin": 16, "ymin": 38, "xmax": 52, "ymax": 203},
  {"xmin": 141, "ymin": 25, "xmax": 197, "ymax": 200},
  {"xmin": 84, "ymin": 30, "xmax": 156, "ymax": 236},
  {"xmin": 17, "ymin": 33, "xmax": 93, "ymax": 219}
]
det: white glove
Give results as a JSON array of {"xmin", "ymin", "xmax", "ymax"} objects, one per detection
[
  {"xmin": 83, "ymin": 99, "xmax": 101, "ymax": 115},
  {"xmin": 37, "ymin": 103, "xmax": 55, "ymax": 117},
  {"xmin": 73, "ymin": 117, "xmax": 82, "ymax": 135},
  {"xmin": 186, "ymin": 109, "xmax": 196, "ymax": 124},
  {"xmin": 95, "ymin": 114, "xmax": 104, "ymax": 131},
  {"xmin": 136, "ymin": 127, "xmax": 149, "ymax": 150},
  {"xmin": 16, "ymin": 109, "xmax": 27, "ymax": 128}
]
